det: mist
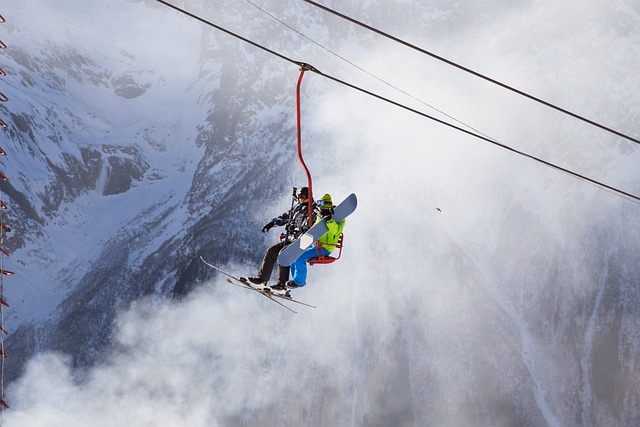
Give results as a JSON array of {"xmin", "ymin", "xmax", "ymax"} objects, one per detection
[{"xmin": 4, "ymin": 0, "xmax": 640, "ymax": 426}]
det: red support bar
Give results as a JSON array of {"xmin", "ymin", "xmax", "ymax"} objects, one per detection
[
  {"xmin": 0, "ymin": 200, "xmax": 6, "ymax": 209},
  {"xmin": 0, "ymin": 67, "xmax": 5, "ymax": 76},
  {"xmin": 0, "ymin": 348, "xmax": 7, "ymax": 359},
  {"xmin": 0, "ymin": 299, "xmax": 8, "ymax": 308},
  {"xmin": 0, "ymin": 92, "xmax": 7, "ymax": 102},
  {"xmin": 0, "ymin": 173, "xmax": 8, "ymax": 181},
  {"xmin": 0, "ymin": 147, "xmax": 5, "ymax": 155},
  {"xmin": 0, "ymin": 223, "xmax": 10, "ymax": 233},
  {"xmin": 0, "ymin": 15, "xmax": 5, "ymax": 23},
  {"xmin": 0, "ymin": 270, "xmax": 14, "ymax": 276},
  {"xmin": 0, "ymin": 326, "xmax": 7, "ymax": 335},
  {"xmin": 0, "ymin": 248, "xmax": 10, "ymax": 257},
  {"xmin": 295, "ymin": 65, "xmax": 314, "ymax": 227},
  {"xmin": 0, "ymin": 119, "xmax": 6, "ymax": 129},
  {"xmin": 0, "ymin": 399, "xmax": 8, "ymax": 409},
  {"xmin": 0, "ymin": 40, "xmax": 6, "ymax": 49}
]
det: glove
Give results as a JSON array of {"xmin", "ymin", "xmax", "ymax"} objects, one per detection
[
  {"xmin": 322, "ymin": 208, "xmax": 334, "ymax": 220},
  {"xmin": 261, "ymin": 221, "xmax": 275, "ymax": 233}
]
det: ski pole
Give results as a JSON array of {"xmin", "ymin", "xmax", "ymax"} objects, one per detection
[{"xmin": 282, "ymin": 187, "xmax": 297, "ymax": 247}]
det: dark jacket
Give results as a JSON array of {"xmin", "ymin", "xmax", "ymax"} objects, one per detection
[{"xmin": 272, "ymin": 201, "xmax": 320, "ymax": 241}]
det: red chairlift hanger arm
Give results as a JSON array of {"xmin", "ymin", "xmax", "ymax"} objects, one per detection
[
  {"xmin": 295, "ymin": 63, "xmax": 317, "ymax": 228},
  {"xmin": 294, "ymin": 63, "xmax": 347, "ymax": 266}
]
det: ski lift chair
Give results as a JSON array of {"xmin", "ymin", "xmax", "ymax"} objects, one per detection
[{"xmin": 308, "ymin": 234, "xmax": 344, "ymax": 265}]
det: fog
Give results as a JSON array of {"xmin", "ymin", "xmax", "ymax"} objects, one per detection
[{"xmin": 4, "ymin": 0, "xmax": 640, "ymax": 426}]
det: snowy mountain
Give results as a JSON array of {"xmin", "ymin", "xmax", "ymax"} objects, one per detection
[{"xmin": 1, "ymin": 0, "xmax": 640, "ymax": 426}]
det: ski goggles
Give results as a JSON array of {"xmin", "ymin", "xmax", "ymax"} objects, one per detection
[{"xmin": 316, "ymin": 199, "xmax": 335, "ymax": 208}]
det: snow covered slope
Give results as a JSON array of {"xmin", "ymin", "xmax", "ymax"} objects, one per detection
[{"xmin": 1, "ymin": 0, "xmax": 640, "ymax": 426}]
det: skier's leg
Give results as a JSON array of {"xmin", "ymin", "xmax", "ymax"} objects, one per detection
[
  {"xmin": 276, "ymin": 264, "xmax": 290, "ymax": 285},
  {"xmin": 257, "ymin": 241, "xmax": 283, "ymax": 282}
]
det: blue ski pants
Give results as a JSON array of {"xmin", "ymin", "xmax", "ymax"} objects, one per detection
[{"xmin": 290, "ymin": 246, "xmax": 330, "ymax": 286}]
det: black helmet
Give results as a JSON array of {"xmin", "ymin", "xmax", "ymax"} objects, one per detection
[{"xmin": 297, "ymin": 187, "xmax": 309, "ymax": 198}]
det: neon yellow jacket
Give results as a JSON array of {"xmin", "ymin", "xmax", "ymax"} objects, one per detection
[{"xmin": 317, "ymin": 217, "xmax": 345, "ymax": 253}]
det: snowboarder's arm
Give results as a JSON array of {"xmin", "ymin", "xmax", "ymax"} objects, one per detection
[
  {"xmin": 326, "ymin": 218, "xmax": 345, "ymax": 234},
  {"xmin": 316, "ymin": 218, "xmax": 345, "ymax": 252}
]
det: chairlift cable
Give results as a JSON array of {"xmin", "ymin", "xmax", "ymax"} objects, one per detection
[
  {"xmin": 154, "ymin": 0, "xmax": 640, "ymax": 204},
  {"xmin": 244, "ymin": 0, "xmax": 496, "ymax": 141},
  {"xmin": 299, "ymin": 0, "xmax": 640, "ymax": 146}
]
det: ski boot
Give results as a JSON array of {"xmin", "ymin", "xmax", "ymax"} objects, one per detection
[
  {"xmin": 286, "ymin": 280, "xmax": 305, "ymax": 289},
  {"xmin": 269, "ymin": 282, "xmax": 291, "ymax": 298},
  {"xmin": 240, "ymin": 276, "xmax": 268, "ymax": 291}
]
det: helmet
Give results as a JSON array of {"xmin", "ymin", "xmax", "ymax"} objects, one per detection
[
  {"xmin": 297, "ymin": 187, "xmax": 309, "ymax": 198},
  {"xmin": 318, "ymin": 194, "xmax": 335, "ymax": 209}
]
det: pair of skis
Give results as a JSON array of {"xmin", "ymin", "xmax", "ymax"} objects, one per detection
[{"xmin": 199, "ymin": 256, "xmax": 315, "ymax": 313}]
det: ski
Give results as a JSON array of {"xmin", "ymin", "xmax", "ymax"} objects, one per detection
[
  {"xmin": 199, "ymin": 256, "xmax": 316, "ymax": 311},
  {"xmin": 277, "ymin": 193, "xmax": 358, "ymax": 266},
  {"xmin": 224, "ymin": 278, "xmax": 296, "ymax": 313},
  {"xmin": 231, "ymin": 277, "xmax": 316, "ymax": 309},
  {"xmin": 200, "ymin": 256, "xmax": 296, "ymax": 312}
]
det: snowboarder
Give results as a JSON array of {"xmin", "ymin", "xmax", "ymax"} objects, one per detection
[
  {"xmin": 241, "ymin": 187, "xmax": 319, "ymax": 290},
  {"xmin": 270, "ymin": 193, "xmax": 345, "ymax": 295}
]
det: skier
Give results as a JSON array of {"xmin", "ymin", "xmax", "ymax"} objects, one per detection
[
  {"xmin": 241, "ymin": 187, "xmax": 319, "ymax": 290},
  {"xmin": 270, "ymin": 193, "xmax": 345, "ymax": 295}
]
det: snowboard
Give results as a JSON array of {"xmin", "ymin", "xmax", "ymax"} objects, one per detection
[
  {"xmin": 199, "ymin": 256, "xmax": 315, "ymax": 313},
  {"xmin": 277, "ymin": 193, "xmax": 357, "ymax": 266}
]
